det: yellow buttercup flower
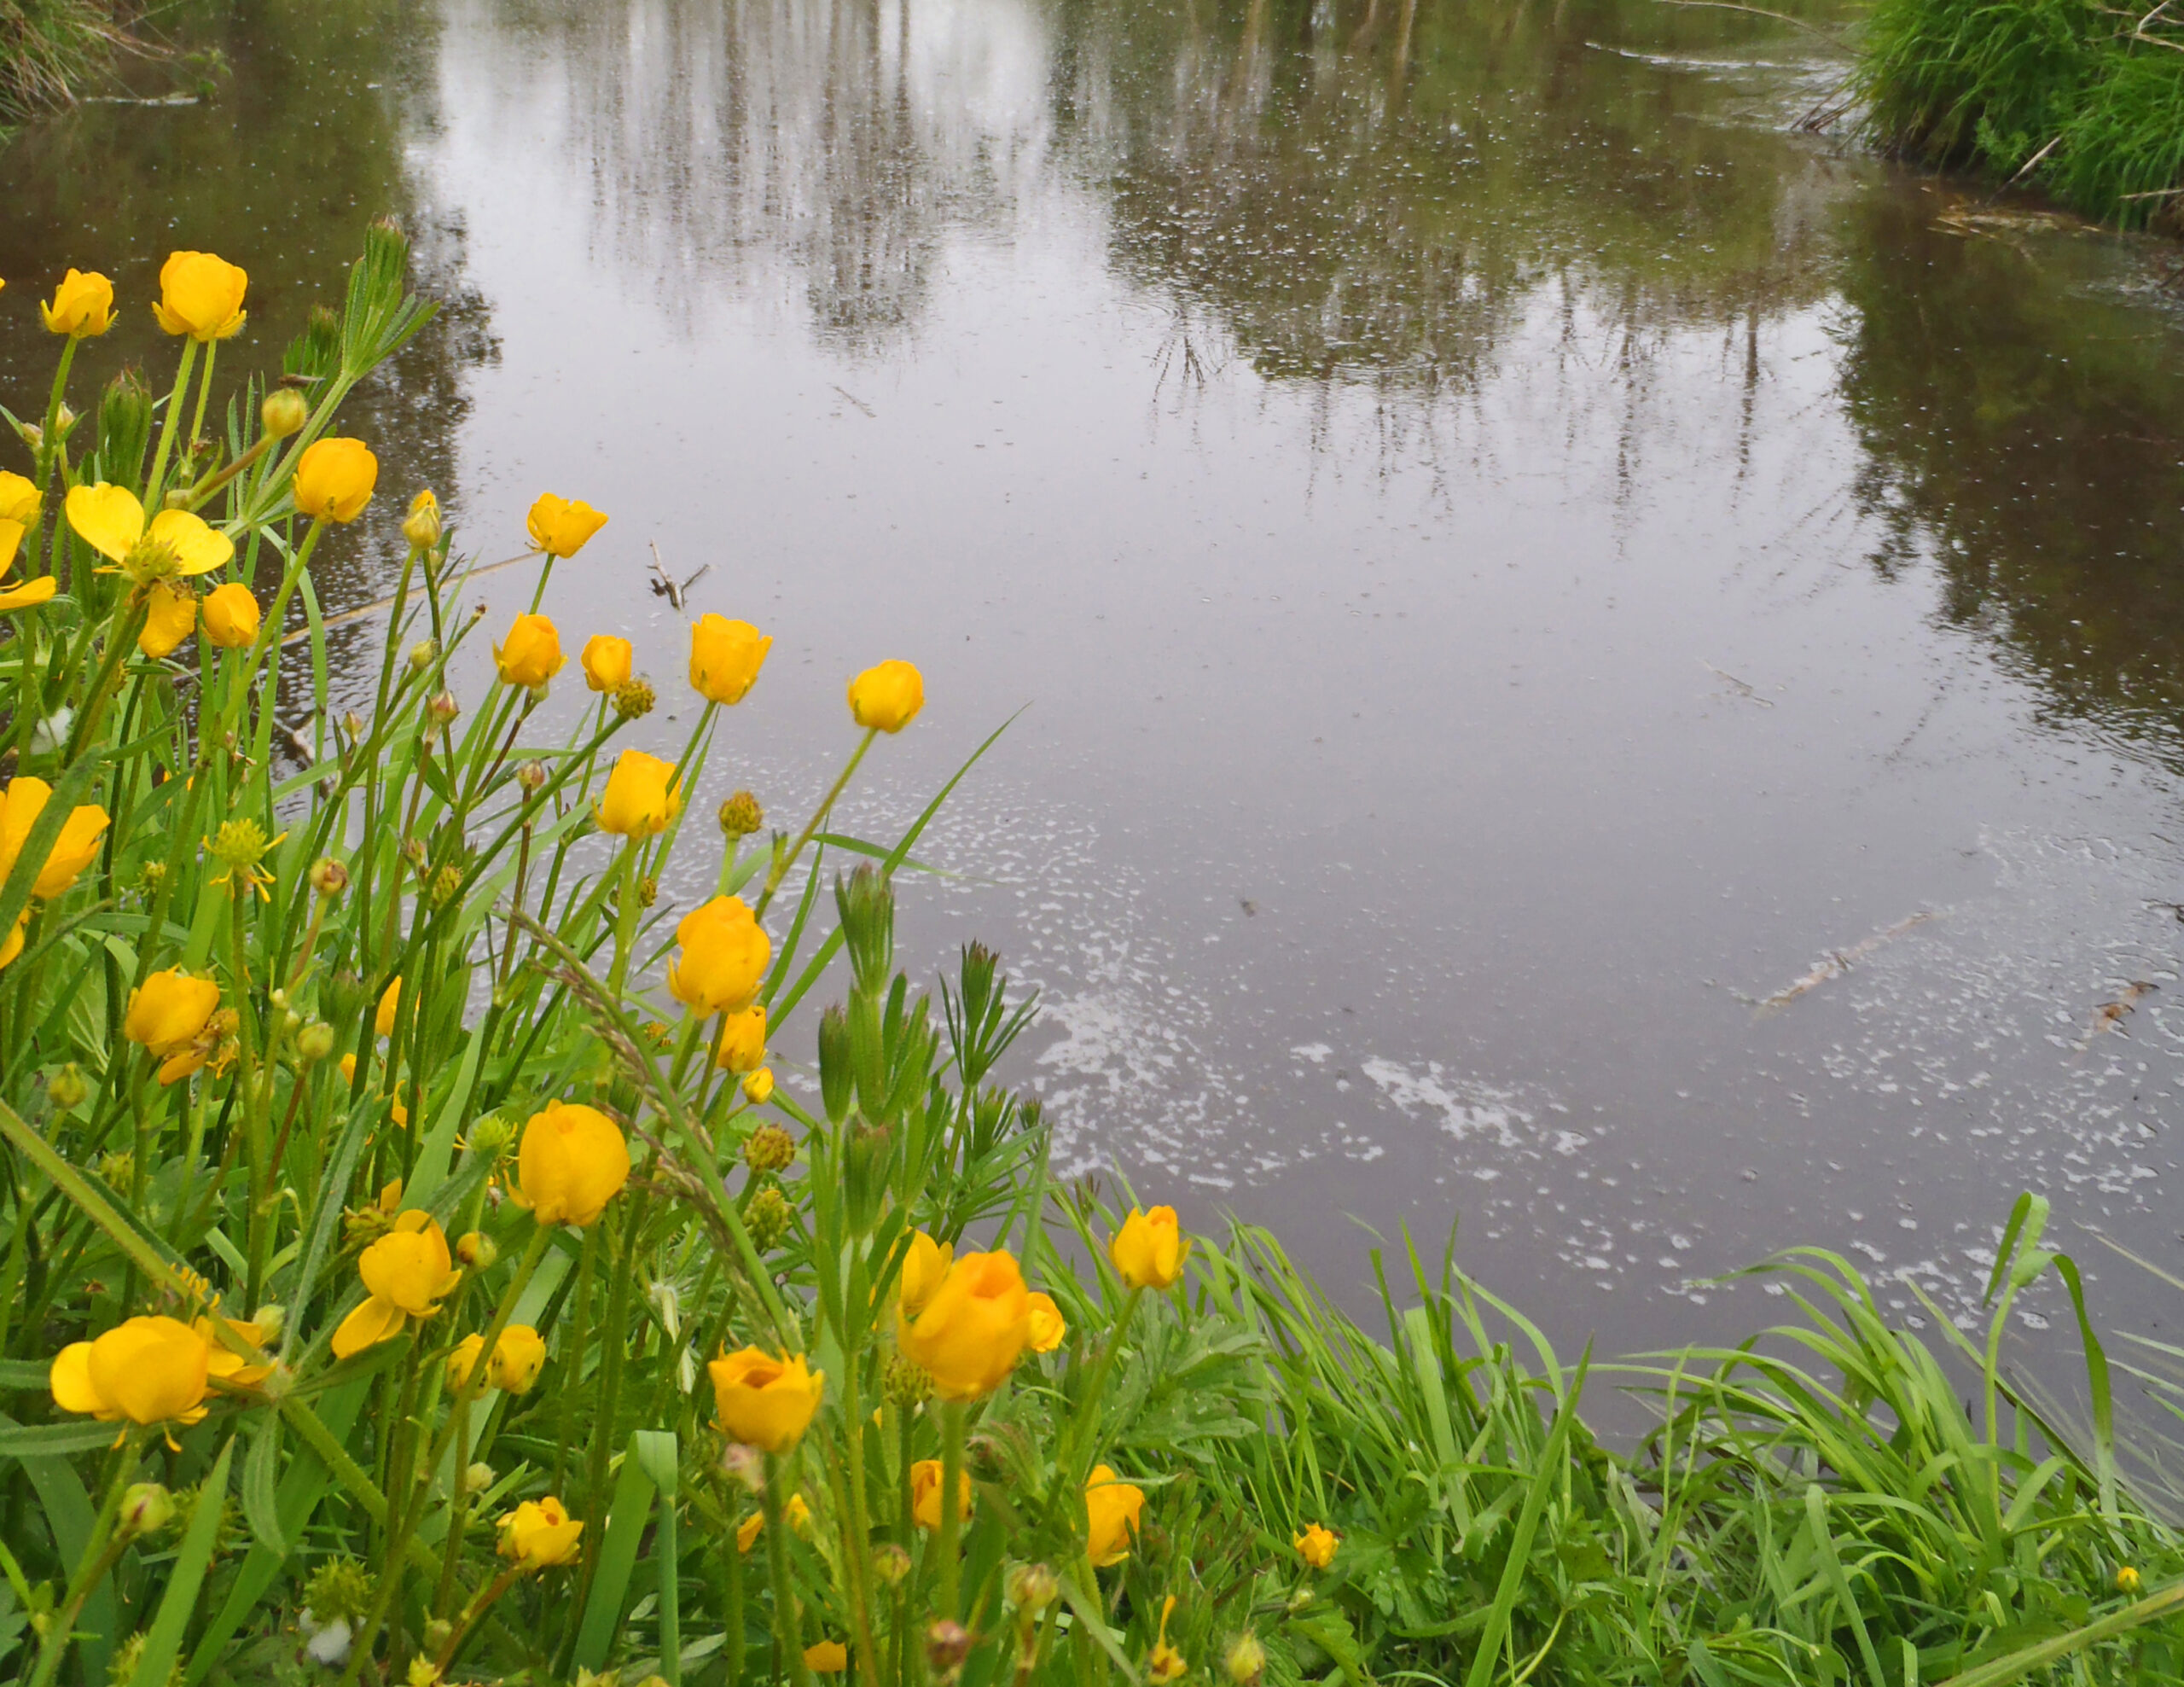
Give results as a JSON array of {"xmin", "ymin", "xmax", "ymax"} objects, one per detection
[
  {"xmin": 376, "ymin": 977, "xmax": 402, "ymax": 1038},
  {"xmin": 710, "ymin": 1347, "xmax": 824, "ymax": 1454},
  {"xmin": 498, "ymin": 1496, "xmax": 584, "ymax": 1568},
  {"xmin": 449, "ymin": 1324, "xmax": 548, "ymax": 1393},
  {"xmin": 526, "ymin": 494, "xmax": 608, "ymax": 558},
  {"xmin": 331, "ymin": 1211, "xmax": 462, "ymax": 1357},
  {"xmin": 688, "ymin": 614, "xmax": 771, "ymax": 705},
  {"xmin": 581, "ymin": 634, "xmax": 632, "ymax": 693},
  {"xmin": 1293, "ymin": 1523, "xmax": 1339, "ymax": 1568},
  {"xmin": 895, "ymin": 1248, "xmax": 1032, "ymax": 1403},
  {"xmin": 292, "ymin": 438, "xmax": 379, "ymax": 523},
  {"xmin": 712, "ymin": 1003, "xmax": 766, "ymax": 1073},
  {"xmin": 42, "ymin": 268, "xmax": 113, "ymax": 338},
  {"xmin": 803, "ymin": 1643, "xmax": 848, "ymax": 1675},
  {"xmin": 2118, "ymin": 1565, "xmax": 2143, "ymax": 1595},
  {"xmin": 0, "ymin": 912, "xmax": 28, "ymax": 971},
  {"xmin": 595, "ymin": 748, "xmax": 681, "ymax": 839},
  {"xmin": 0, "ymin": 474, "xmax": 38, "ymax": 524},
  {"xmin": 67, "ymin": 484, "xmax": 233, "ymax": 582},
  {"xmin": 489, "ymin": 1324, "xmax": 549, "ymax": 1393},
  {"xmin": 909, "ymin": 1459, "xmax": 973, "ymax": 1533},
  {"xmin": 1026, "ymin": 1291, "xmax": 1066, "ymax": 1354},
  {"xmin": 514, "ymin": 1101, "xmax": 630, "ymax": 1228},
  {"xmin": 0, "ymin": 776, "xmax": 110, "ymax": 900},
  {"xmin": 49, "ymin": 1316, "xmax": 212, "ymax": 1428},
  {"xmin": 897, "ymin": 1231, "xmax": 953, "ymax": 1318},
  {"xmin": 1109, "ymin": 1207, "xmax": 1189, "ymax": 1290},
  {"xmin": 200, "ymin": 582, "xmax": 260, "ymax": 649},
  {"xmin": 494, "ymin": 613, "xmax": 564, "ymax": 689},
  {"xmin": 736, "ymin": 1493, "xmax": 810, "ymax": 1553},
  {"xmin": 123, "ymin": 969, "xmax": 221, "ymax": 1085},
  {"xmin": 847, "ymin": 660, "xmax": 923, "ymax": 733},
  {"xmin": 665, "ymin": 895, "xmax": 770, "ymax": 1013},
  {"xmin": 1147, "ymin": 1595, "xmax": 1186, "ymax": 1684},
  {"xmin": 1084, "ymin": 1465, "xmax": 1145, "ymax": 1567},
  {"xmin": 0, "ymin": 520, "xmax": 50, "ymax": 614},
  {"xmin": 152, "ymin": 250, "xmax": 247, "ymax": 340},
  {"xmin": 743, "ymin": 1067, "xmax": 775, "ymax": 1104},
  {"xmin": 446, "ymin": 1332, "xmax": 486, "ymax": 1390},
  {"xmin": 138, "ymin": 581, "xmax": 196, "ymax": 659}
]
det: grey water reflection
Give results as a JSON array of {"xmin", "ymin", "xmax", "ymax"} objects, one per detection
[{"xmin": 15, "ymin": 0, "xmax": 2184, "ymax": 1370}]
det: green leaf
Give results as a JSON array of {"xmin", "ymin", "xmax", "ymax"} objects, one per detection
[
  {"xmin": 129, "ymin": 1438, "xmax": 235, "ymax": 1687},
  {"xmin": 16, "ymin": 1434, "xmax": 115, "ymax": 1686},
  {"xmin": 241, "ymin": 1413, "xmax": 286, "ymax": 1558},
  {"xmin": 572, "ymin": 1434, "xmax": 661, "ymax": 1673},
  {"xmin": 0, "ymin": 1420, "xmax": 123, "ymax": 1457},
  {"xmin": 0, "ymin": 750, "xmax": 106, "ymax": 951}
]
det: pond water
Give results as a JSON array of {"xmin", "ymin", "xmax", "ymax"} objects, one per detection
[{"xmin": 9, "ymin": 0, "xmax": 2184, "ymax": 1375}]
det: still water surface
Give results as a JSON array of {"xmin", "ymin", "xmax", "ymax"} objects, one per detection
[{"xmin": 9, "ymin": 0, "xmax": 2184, "ymax": 1368}]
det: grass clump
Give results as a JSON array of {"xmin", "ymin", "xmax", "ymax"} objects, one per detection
[
  {"xmin": 0, "ymin": 0, "xmax": 130, "ymax": 120},
  {"xmin": 0, "ymin": 233, "xmax": 2180, "ymax": 1687},
  {"xmin": 1858, "ymin": 0, "xmax": 2184, "ymax": 227}
]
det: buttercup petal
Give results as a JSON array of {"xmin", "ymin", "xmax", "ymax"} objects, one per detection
[{"xmin": 65, "ymin": 484, "xmax": 145, "ymax": 565}]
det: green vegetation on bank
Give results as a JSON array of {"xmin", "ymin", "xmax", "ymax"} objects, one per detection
[
  {"xmin": 0, "ymin": 0, "xmax": 125, "ymax": 120},
  {"xmin": 0, "ymin": 231, "xmax": 2181, "ymax": 1687},
  {"xmin": 1857, "ymin": 0, "xmax": 2184, "ymax": 228}
]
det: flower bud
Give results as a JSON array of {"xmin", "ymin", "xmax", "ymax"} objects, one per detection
[
  {"xmin": 417, "ymin": 1626, "xmax": 454, "ymax": 1672},
  {"xmin": 456, "ymin": 1230, "xmax": 497, "ymax": 1271},
  {"xmin": 636, "ymin": 875, "xmax": 659, "ymax": 909},
  {"xmin": 403, "ymin": 838, "xmax": 427, "ymax": 870},
  {"xmin": 403, "ymin": 489, "xmax": 442, "ymax": 551},
  {"xmin": 433, "ymin": 865, "xmax": 464, "ymax": 907},
  {"xmin": 517, "ymin": 759, "xmax": 548, "ymax": 794},
  {"xmin": 309, "ymin": 858, "xmax": 349, "ymax": 899},
  {"xmin": 468, "ymin": 1113, "xmax": 514, "ymax": 1155},
  {"xmin": 2119, "ymin": 1565, "xmax": 2143, "ymax": 1595},
  {"xmin": 817, "ymin": 1004, "xmax": 854, "ymax": 1126},
  {"xmin": 743, "ymin": 1123, "xmax": 795, "ymax": 1174},
  {"xmin": 743, "ymin": 1067, "xmax": 775, "ymax": 1105},
  {"xmin": 427, "ymin": 689, "xmax": 461, "ymax": 726},
  {"xmin": 873, "ymin": 1543, "xmax": 911, "ymax": 1586},
  {"xmin": 261, "ymin": 388, "xmax": 309, "ymax": 439},
  {"xmin": 48, "ymin": 1063, "xmax": 88, "ymax": 1110},
  {"xmin": 926, "ymin": 1621, "xmax": 972, "ymax": 1677},
  {"xmin": 119, "ymin": 1483, "xmax": 175, "ymax": 1539},
  {"xmin": 298, "ymin": 1021, "xmax": 336, "ymax": 1063},
  {"xmin": 341, "ymin": 710, "xmax": 366, "ymax": 744},
  {"xmin": 719, "ymin": 790, "xmax": 764, "ymax": 838},
  {"xmin": 409, "ymin": 638, "xmax": 438, "ymax": 674},
  {"xmin": 613, "ymin": 678, "xmax": 655, "ymax": 721},
  {"xmin": 883, "ymin": 1353, "xmax": 932, "ymax": 1407},
  {"xmin": 1224, "ymin": 1633, "xmax": 1266, "ymax": 1686},
  {"xmin": 463, "ymin": 1461, "xmax": 497, "ymax": 1494},
  {"xmin": 746, "ymin": 1185, "xmax": 794, "ymax": 1252},
  {"xmin": 249, "ymin": 1303, "xmax": 287, "ymax": 1343},
  {"xmin": 1009, "ymin": 1562, "xmax": 1059, "ymax": 1614}
]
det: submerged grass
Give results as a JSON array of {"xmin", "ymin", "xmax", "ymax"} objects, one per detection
[{"xmin": 1856, "ymin": 0, "xmax": 2184, "ymax": 228}]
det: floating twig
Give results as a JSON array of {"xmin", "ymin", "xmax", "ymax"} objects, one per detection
[{"xmin": 1752, "ymin": 912, "xmax": 1937, "ymax": 1017}]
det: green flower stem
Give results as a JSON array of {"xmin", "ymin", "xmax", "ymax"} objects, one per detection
[
  {"xmin": 720, "ymin": 1506, "xmax": 746, "ymax": 1687},
  {"xmin": 143, "ymin": 338, "xmax": 200, "ymax": 503},
  {"xmin": 764, "ymin": 1457, "xmax": 816, "ymax": 1687},
  {"xmin": 38, "ymin": 336, "xmax": 78, "ymax": 490},
  {"xmin": 59, "ymin": 590, "xmax": 148, "ymax": 770},
  {"xmin": 1059, "ymin": 1287, "xmax": 1142, "ymax": 1487},
  {"xmin": 752, "ymin": 729, "xmax": 876, "ymax": 921},
  {"xmin": 938, "ymin": 1399, "xmax": 968, "ymax": 1622},
  {"xmin": 184, "ymin": 340, "xmax": 219, "ymax": 463}
]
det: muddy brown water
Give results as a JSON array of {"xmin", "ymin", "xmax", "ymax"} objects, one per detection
[{"xmin": 8, "ymin": 0, "xmax": 2184, "ymax": 1416}]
